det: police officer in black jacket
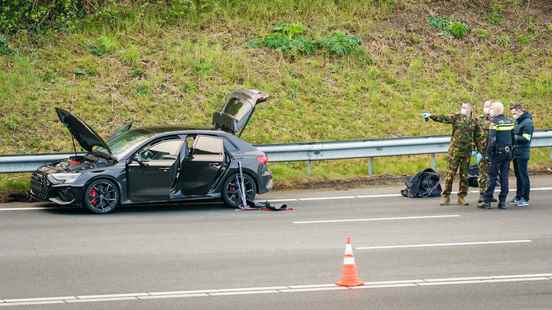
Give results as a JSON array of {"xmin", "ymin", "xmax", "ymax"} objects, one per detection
[
  {"xmin": 510, "ymin": 103, "xmax": 534, "ymax": 207},
  {"xmin": 479, "ymin": 101, "xmax": 515, "ymax": 209}
]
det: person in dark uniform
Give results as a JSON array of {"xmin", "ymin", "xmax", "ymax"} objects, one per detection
[
  {"xmin": 510, "ymin": 103, "xmax": 534, "ymax": 207},
  {"xmin": 479, "ymin": 101, "xmax": 515, "ymax": 209}
]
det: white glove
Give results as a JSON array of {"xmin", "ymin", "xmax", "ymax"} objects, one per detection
[{"xmin": 422, "ymin": 112, "xmax": 432, "ymax": 121}]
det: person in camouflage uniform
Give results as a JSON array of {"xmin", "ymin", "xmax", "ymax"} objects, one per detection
[
  {"xmin": 424, "ymin": 103, "xmax": 477, "ymax": 206},
  {"xmin": 475, "ymin": 101, "xmax": 493, "ymax": 203}
]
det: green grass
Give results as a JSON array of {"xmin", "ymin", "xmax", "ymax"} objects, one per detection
[
  {"xmin": 0, "ymin": 174, "xmax": 30, "ymax": 201},
  {"xmin": 1, "ymin": 0, "xmax": 552, "ymax": 198}
]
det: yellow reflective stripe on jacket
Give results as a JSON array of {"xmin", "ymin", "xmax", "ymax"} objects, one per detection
[
  {"xmin": 496, "ymin": 125, "xmax": 514, "ymax": 131},
  {"xmin": 522, "ymin": 133, "xmax": 532, "ymax": 141}
]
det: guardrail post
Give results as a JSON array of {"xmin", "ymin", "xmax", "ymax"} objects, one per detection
[
  {"xmin": 306, "ymin": 160, "xmax": 312, "ymax": 176},
  {"xmin": 431, "ymin": 153, "xmax": 437, "ymax": 170},
  {"xmin": 368, "ymin": 158, "xmax": 374, "ymax": 176}
]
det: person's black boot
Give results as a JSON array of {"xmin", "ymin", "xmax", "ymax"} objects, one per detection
[
  {"xmin": 497, "ymin": 201, "xmax": 508, "ymax": 209},
  {"xmin": 478, "ymin": 201, "xmax": 492, "ymax": 209}
]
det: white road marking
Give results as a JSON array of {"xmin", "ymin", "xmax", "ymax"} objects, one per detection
[
  {"xmin": 293, "ymin": 214, "xmax": 460, "ymax": 224},
  {"xmin": 3, "ymin": 273, "xmax": 550, "ymax": 307},
  {"xmin": 355, "ymin": 194, "xmax": 402, "ymax": 199},
  {"xmin": 210, "ymin": 290, "xmax": 279, "ymax": 296},
  {"xmin": 424, "ymin": 276, "xmax": 492, "ymax": 282},
  {"xmin": 210, "ymin": 286, "xmax": 288, "ymax": 293},
  {"xmin": 492, "ymin": 273, "xmax": 552, "ymax": 279},
  {"xmin": 0, "ymin": 207, "xmax": 59, "ymax": 211},
  {"xmin": 356, "ymin": 239, "xmax": 533, "ymax": 250},
  {"xmin": 138, "ymin": 293, "xmax": 208, "ymax": 300},
  {"xmin": 287, "ymin": 284, "xmax": 336, "ymax": 289},
  {"xmin": 148, "ymin": 290, "xmax": 212, "ymax": 296},
  {"xmin": 418, "ymin": 277, "xmax": 549, "ymax": 286},
  {"xmin": 532, "ymin": 187, "xmax": 552, "ymax": 191},
  {"xmin": 2, "ymin": 187, "xmax": 552, "ymax": 212},
  {"xmin": 299, "ymin": 196, "xmax": 357, "ymax": 201},
  {"xmin": 352, "ymin": 283, "xmax": 418, "ymax": 289},
  {"xmin": 76, "ymin": 293, "xmax": 148, "ymax": 299},
  {"xmin": 266, "ymin": 198, "xmax": 299, "ymax": 202},
  {"xmin": 363, "ymin": 280, "xmax": 424, "ymax": 285},
  {"xmin": 3, "ymin": 297, "xmax": 74, "ymax": 303},
  {"xmin": 279, "ymin": 287, "xmax": 348, "ymax": 293},
  {"xmin": 0, "ymin": 301, "xmax": 63, "ymax": 306},
  {"xmin": 67, "ymin": 297, "xmax": 138, "ymax": 303}
]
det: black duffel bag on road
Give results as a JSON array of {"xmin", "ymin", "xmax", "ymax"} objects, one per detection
[{"xmin": 401, "ymin": 168, "xmax": 442, "ymax": 198}]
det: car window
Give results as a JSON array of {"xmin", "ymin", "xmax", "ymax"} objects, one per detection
[
  {"xmin": 223, "ymin": 138, "xmax": 238, "ymax": 153},
  {"xmin": 191, "ymin": 135, "xmax": 224, "ymax": 162},
  {"xmin": 136, "ymin": 139, "xmax": 184, "ymax": 164},
  {"xmin": 223, "ymin": 98, "xmax": 250, "ymax": 119}
]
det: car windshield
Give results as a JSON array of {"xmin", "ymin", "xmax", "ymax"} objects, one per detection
[{"xmin": 101, "ymin": 129, "xmax": 155, "ymax": 159}]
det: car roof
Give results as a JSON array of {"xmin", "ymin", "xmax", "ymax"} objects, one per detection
[
  {"xmin": 111, "ymin": 126, "xmax": 257, "ymax": 161},
  {"xmin": 131, "ymin": 126, "xmax": 251, "ymax": 146},
  {"xmin": 131, "ymin": 126, "xmax": 213, "ymax": 134}
]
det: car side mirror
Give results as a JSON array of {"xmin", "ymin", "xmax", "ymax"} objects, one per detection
[{"xmin": 131, "ymin": 157, "xmax": 149, "ymax": 167}]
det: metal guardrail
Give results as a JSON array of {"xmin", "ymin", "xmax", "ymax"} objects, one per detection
[{"xmin": 1, "ymin": 131, "xmax": 552, "ymax": 175}]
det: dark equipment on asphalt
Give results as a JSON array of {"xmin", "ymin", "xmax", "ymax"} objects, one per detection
[
  {"xmin": 30, "ymin": 89, "xmax": 273, "ymax": 213},
  {"xmin": 401, "ymin": 168, "xmax": 442, "ymax": 198},
  {"xmin": 235, "ymin": 159, "xmax": 292, "ymax": 212}
]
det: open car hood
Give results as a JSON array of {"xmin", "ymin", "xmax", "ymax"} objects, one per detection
[
  {"xmin": 56, "ymin": 108, "xmax": 111, "ymax": 154},
  {"xmin": 212, "ymin": 89, "xmax": 269, "ymax": 136}
]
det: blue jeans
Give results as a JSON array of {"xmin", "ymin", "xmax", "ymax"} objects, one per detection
[{"xmin": 513, "ymin": 158, "xmax": 530, "ymax": 201}]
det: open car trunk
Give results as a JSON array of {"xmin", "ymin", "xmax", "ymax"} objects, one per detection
[{"xmin": 212, "ymin": 89, "xmax": 269, "ymax": 136}]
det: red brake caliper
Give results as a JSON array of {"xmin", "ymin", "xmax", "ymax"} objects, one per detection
[{"xmin": 89, "ymin": 187, "xmax": 97, "ymax": 206}]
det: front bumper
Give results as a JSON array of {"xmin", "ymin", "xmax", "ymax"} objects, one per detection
[{"xmin": 30, "ymin": 171, "xmax": 83, "ymax": 205}]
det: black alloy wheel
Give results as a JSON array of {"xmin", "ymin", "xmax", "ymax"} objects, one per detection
[
  {"xmin": 83, "ymin": 179, "xmax": 120, "ymax": 214},
  {"xmin": 222, "ymin": 173, "xmax": 257, "ymax": 208}
]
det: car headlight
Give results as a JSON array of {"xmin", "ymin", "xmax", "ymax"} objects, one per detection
[{"xmin": 47, "ymin": 173, "xmax": 81, "ymax": 184}]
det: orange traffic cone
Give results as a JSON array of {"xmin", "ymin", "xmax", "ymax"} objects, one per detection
[{"xmin": 336, "ymin": 237, "xmax": 364, "ymax": 287}]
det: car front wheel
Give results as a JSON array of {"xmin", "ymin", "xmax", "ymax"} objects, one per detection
[
  {"xmin": 83, "ymin": 179, "xmax": 120, "ymax": 214},
  {"xmin": 222, "ymin": 173, "xmax": 257, "ymax": 208}
]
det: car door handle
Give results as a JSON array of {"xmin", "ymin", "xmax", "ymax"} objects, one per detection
[
  {"xmin": 159, "ymin": 167, "xmax": 171, "ymax": 172},
  {"xmin": 209, "ymin": 163, "xmax": 222, "ymax": 168}
]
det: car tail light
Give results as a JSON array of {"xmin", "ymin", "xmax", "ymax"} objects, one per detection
[{"xmin": 256, "ymin": 154, "xmax": 269, "ymax": 165}]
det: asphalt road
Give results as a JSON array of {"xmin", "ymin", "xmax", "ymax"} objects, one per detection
[{"xmin": 1, "ymin": 176, "xmax": 552, "ymax": 309}]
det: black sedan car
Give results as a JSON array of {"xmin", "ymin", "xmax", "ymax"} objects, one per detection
[{"xmin": 31, "ymin": 89, "xmax": 273, "ymax": 213}]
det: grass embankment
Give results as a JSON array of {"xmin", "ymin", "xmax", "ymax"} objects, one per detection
[{"xmin": 1, "ymin": 1, "xmax": 552, "ymax": 198}]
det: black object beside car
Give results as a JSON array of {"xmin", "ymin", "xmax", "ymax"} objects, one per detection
[{"xmin": 30, "ymin": 89, "xmax": 273, "ymax": 213}]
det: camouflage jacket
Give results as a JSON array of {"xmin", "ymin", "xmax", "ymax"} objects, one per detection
[
  {"xmin": 474, "ymin": 114, "xmax": 492, "ymax": 153},
  {"xmin": 430, "ymin": 113, "xmax": 477, "ymax": 155}
]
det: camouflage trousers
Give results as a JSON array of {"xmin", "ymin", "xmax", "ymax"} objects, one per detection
[
  {"xmin": 442, "ymin": 152, "xmax": 470, "ymax": 198},
  {"xmin": 478, "ymin": 158, "xmax": 489, "ymax": 194}
]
